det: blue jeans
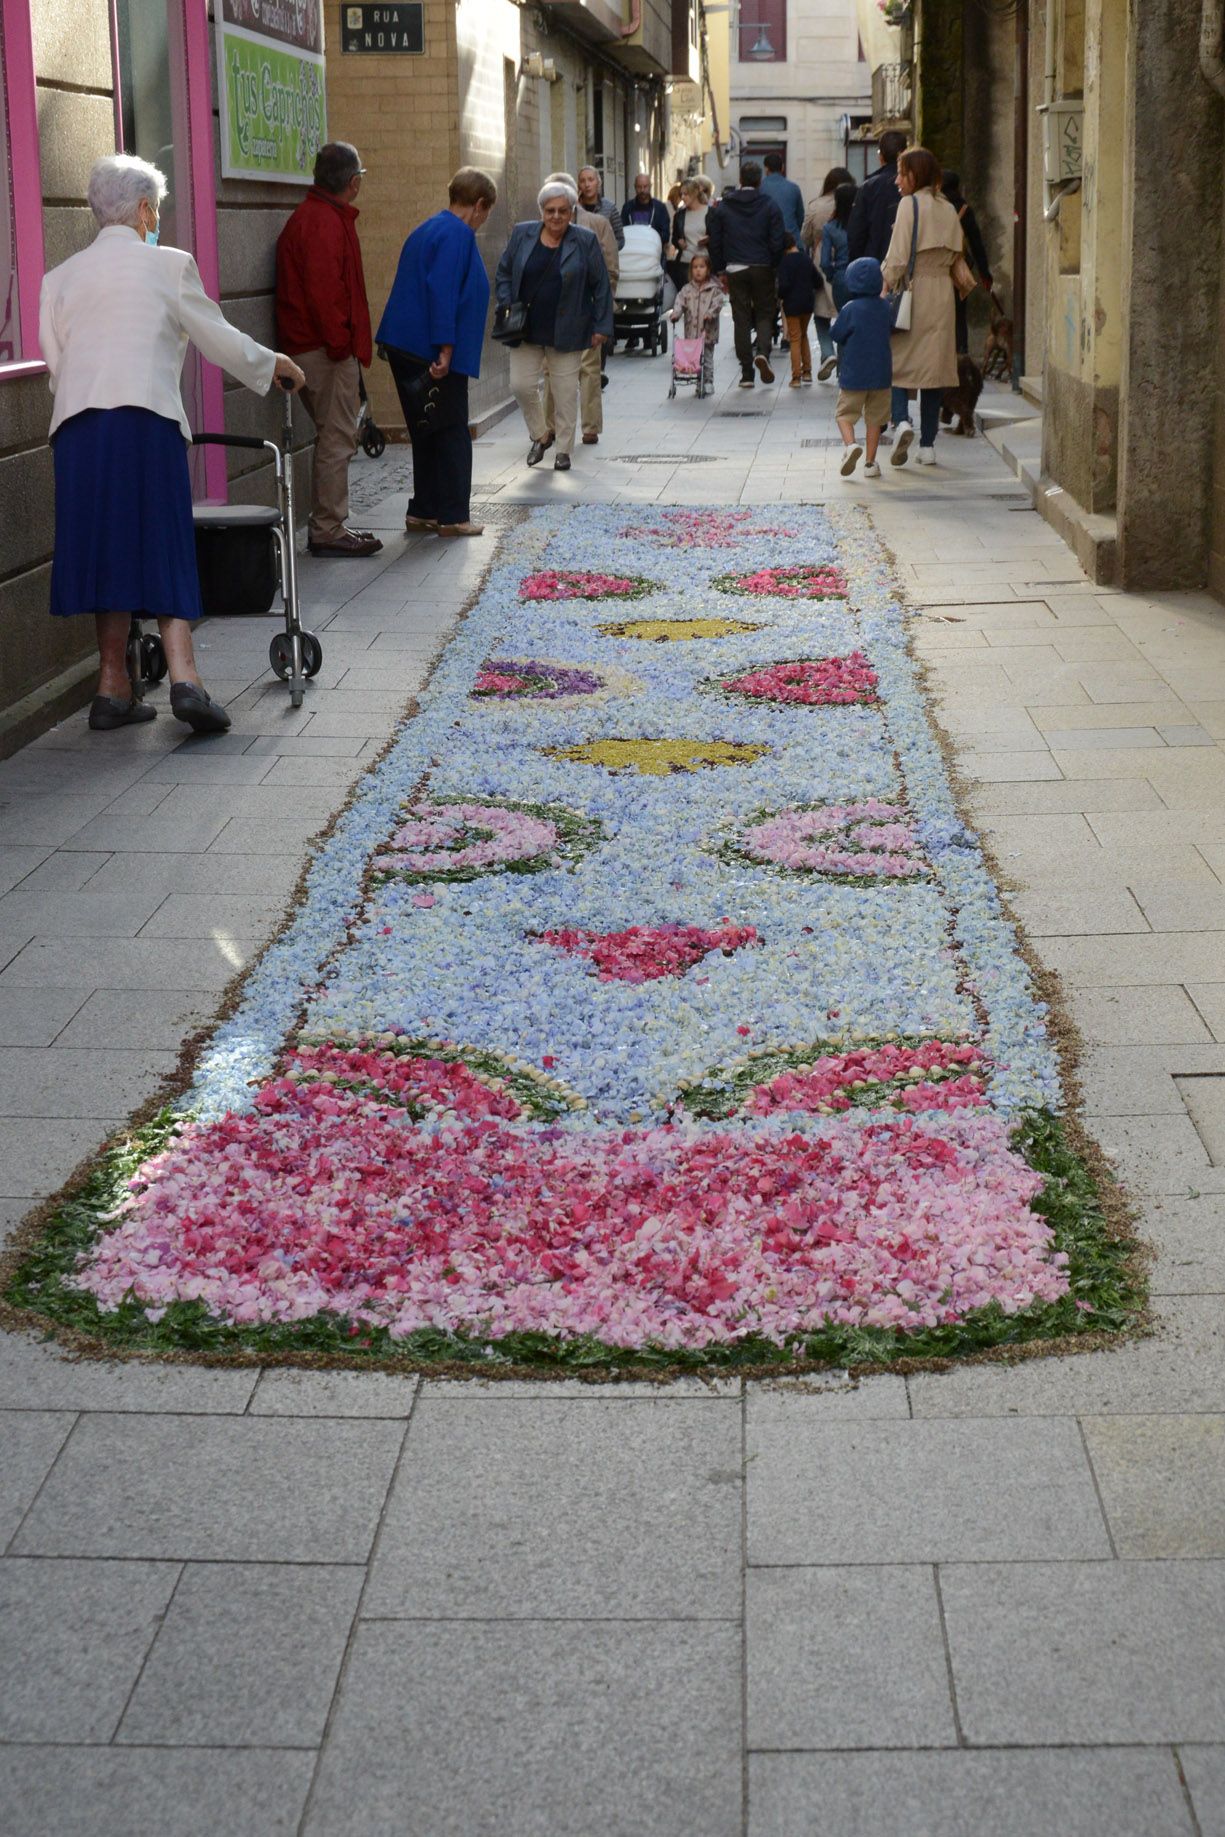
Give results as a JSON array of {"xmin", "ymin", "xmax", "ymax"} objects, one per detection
[
  {"xmin": 892, "ymin": 386, "xmax": 942, "ymax": 446},
  {"xmin": 814, "ymin": 316, "xmax": 834, "ymax": 360}
]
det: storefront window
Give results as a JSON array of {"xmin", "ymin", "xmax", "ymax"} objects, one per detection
[
  {"xmin": 1, "ymin": 0, "xmax": 44, "ymax": 373},
  {"xmin": 112, "ymin": 0, "xmax": 223, "ymax": 488},
  {"xmin": 113, "ymin": 0, "xmax": 197, "ymax": 258}
]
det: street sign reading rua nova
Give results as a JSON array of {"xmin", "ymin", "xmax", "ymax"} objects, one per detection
[{"xmin": 216, "ymin": 0, "xmax": 328, "ymax": 184}]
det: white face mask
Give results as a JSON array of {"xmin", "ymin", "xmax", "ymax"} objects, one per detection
[{"xmin": 142, "ymin": 205, "xmax": 160, "ymax": 245}]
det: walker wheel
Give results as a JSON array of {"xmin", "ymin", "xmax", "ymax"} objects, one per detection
[
  {"xmin": 269, "ymin": 633, "xmax": 293, "ymax": 680},
  {"xmin": 301, "ymin": 632, "xmax": 323, "ymax": 678},
  {"xmin": 362, "ymin": 426, "xmax": 386, "ymax": 459},
  {"xmin": 668, "ymin": 378, "xmax": 677, "ymax": 398},
  {"xmin": 140, "ymin": 635, "xmax": 168, "ymax": 683}
]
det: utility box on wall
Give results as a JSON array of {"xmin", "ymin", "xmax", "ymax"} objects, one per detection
[{"xmin": 1037, "ymin": 97, "xmax": 1083, "ymax": 183}]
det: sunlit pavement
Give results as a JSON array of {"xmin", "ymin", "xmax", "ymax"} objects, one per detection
[{"xmin": 1, "ymin": 335, "xmax": 1224, "ymax": 1835}]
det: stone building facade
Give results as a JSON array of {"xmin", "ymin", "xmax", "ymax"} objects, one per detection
[
  {"xmin": 914, "ymin": 0, "xmax": 1225, "ymax": 600},
  {"xmin": 730, "ymin": 0, "xmax": 872, "ymax": 203}
]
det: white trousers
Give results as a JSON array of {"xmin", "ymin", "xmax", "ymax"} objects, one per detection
[
  {"xmin": 542, "ymin": 343, "xmax": 603, "ymax": 439},
  {"xmin": 509, "ymin": 344, "xmax": 584, "ymax": 456}
]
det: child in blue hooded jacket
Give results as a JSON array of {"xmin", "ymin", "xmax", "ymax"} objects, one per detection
[{"xmin": 830, "ymin": 256, "xmax": 894, "ymax": 479}]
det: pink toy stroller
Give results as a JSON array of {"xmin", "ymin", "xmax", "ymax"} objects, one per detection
[{"xmin": 669, "ymin": 334, "xmax": 708, "ymax": 400}]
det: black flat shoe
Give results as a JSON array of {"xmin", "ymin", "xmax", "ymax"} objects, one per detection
[
  {"xmin": 554, "ymin": 453, "xmax": 571, "ymax": 471},
  {"xmin": 170, "ymin": 682, "xmax": 232, "ymax": 734},
  {"xmin": 88, "ymin": 695, "xmax": 156, "ymax": 731}
]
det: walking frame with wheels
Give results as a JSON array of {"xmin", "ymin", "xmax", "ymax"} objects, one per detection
[
  {"xmin": 669, "ymin": 333, "xmax": 707, "ymax": 400},
  {"xmin": 187, "ymin": 379, "xmax": 322, "ymax": 710}
]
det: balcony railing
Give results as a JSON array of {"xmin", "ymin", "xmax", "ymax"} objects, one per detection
[{"xmin": 872, "ymin": 61, "xmax": 913, "ymax": 127}]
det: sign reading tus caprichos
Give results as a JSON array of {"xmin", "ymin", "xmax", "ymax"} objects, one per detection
[{"xmin": 216, "ymin": 0, "xmax": 327, "ymax": 183}]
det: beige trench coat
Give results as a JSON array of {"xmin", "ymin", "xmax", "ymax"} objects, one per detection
[
  {"xmin": 882, "ymin": 187, "xmax": 962, "ymax": 390},
  {"xmin": 801, "ymin": 192, "xmax": 836, "ymax": 319}
]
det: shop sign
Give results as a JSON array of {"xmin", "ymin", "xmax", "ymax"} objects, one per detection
[
  {"xmin": 340, "ymin": 4, "xmax": 424, "ymax": 54},
  {"xmin": 217, "ymin": 0, "xmax": 328, "ymax": 184}
]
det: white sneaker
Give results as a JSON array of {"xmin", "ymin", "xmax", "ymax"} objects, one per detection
[
  {"xmin": 890, "ymin": 421, "xmax": 915, "ymax": 467},
  {"xmin": 840, "ymin": 443, "xmax": 863, "ymax": 477},
  {"xmin": 917, "ymin": 445, "xmax": 936, "ymax": 466},
  {"xmin": 862, "ymin": 461, "xmax": 881, "ymax": 478}
]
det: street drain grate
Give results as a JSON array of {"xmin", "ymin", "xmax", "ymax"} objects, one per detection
[
  {"xmin": 609, "ymin": 453, "xmax": 720, "ymax": 464},
  {"xmin": 800, "ymin": 438, "xmax": 840, "ymax": 448},
  {"xmin": 469, "ymin": 499, "xmax": 530, "ymax": 526},
  {"xmin": 719, "ymin": 410, "xmax": 767, "ymax": 418}
]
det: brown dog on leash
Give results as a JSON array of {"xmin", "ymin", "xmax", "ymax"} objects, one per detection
[
  {"xmin": 982, "ymin": 291, "xmax": 1013, "ymax": 381},
  {"xmin": 940, "ymin": 353, "xmax": 984, "ymax": 436}
]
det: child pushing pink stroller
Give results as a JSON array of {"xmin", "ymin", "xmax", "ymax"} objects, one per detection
[{"xmin": 667, "ymin": 252, "xmax": 722, "ymax": 399}]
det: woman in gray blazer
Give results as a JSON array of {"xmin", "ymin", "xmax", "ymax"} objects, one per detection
[{"xmin": 494, "ymin": 182, "xmax": 614, "ymax": 471}]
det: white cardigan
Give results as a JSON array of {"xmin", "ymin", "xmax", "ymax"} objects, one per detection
[{"xmin": 39, "ymin": 226, "xmax": 277, "ymax": 442}]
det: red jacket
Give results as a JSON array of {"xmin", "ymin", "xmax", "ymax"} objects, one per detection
[{"xmin": 275, "ymin": 189, "xmax": 373, "ymax": 366}]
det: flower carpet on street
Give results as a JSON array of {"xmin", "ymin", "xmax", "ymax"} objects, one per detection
[{"xmin": 5, "ymin": 506, "xmax": 1136, "ymax": 1374}]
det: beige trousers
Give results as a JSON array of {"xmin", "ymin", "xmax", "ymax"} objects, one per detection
[
  {"xmin": 542, "ymin": 343, "xmax": 603, "ymax": 438},
  {"xmin": 509, "ymin": 344, "xmax": 584, "ymax": 457},
  {"xmin": 296, "ymin": 349, "xmax": 360, "ymax": 543}
]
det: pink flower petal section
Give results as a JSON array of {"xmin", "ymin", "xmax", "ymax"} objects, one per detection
[
  {"xmin": 740, "ymin": 801, "xmax": 928, "ymax": 879},
  {"xmin": 519, "ymin": 571, "xmax": 654, "ymax": 601},
  {"xmin": 743, "ymin": 1040, "xmax": 990, "ymax": 1117},
  {"xmin": 71, "ymin": 1097, "xmax": 1068, "ymax": 1347},
  {"xmin": 720, "ymin": 655, "xmax": 878, "ymax": 706},
  {"xmin": 541, "ymin": 921, "xmax": 759, "ymax": 983},
  {"xmin": 375, "ymin": 803, "xmax": 560, "ymax": 876}
]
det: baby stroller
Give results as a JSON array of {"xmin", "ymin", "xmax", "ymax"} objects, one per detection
[
  {"xmin": 613, "ymin": 225, "xmax": 668, "ymax": 356},
  {"xmin": 669, "ymin": 333, "xmax": 708, "ymax": 399}
]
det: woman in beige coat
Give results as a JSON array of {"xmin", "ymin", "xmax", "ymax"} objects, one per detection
[{"xmin": 881, "ymin": 147, "xmax": 963, "ymax": 466}]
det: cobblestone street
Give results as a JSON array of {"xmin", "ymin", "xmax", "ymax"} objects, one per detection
[{"xmin": 2, "ymin": 340, "xmax": 1224, "ymax": 1835}]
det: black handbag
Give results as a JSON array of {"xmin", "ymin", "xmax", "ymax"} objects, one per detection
[
  {"xmin": 385, "ymin": 349, "xmax": 468, "ymax": 436},
  {"xmin": 491, "ymin": 301, "xmax": 530, "ymax": 343}
]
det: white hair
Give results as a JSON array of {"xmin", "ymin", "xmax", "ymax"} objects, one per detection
[
  {"xmin": 87, "ymin": 154, "xmax": 167, "ymax": 227},
  {"xmin": 537, "ymin": 180, "xmax": 577, "ymax": 214},
  {"xmin": 545, "ymin": 170, "xmax": 578, "ymax": 191}
]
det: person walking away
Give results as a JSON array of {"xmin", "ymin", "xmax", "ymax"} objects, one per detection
[
  {"xmin": 939, "ymin": 170, "xmax": 992, "ymax": 355},
  {"xmin": 540, "ymin": 171, "xmax": 619, "ymax": 447},
  {"xmin": 577, "ymin": 166, "xmax": 624, "ymax": 248},
  {"xmin": 495, "ymin": 181, "xmax": 613, "ymax": 471},
  {"xmin": 817, "ymin": 181, "xmax": 856, "ymax": 376},
  {"xmin": 830, "ymin": 256, "xmax": 893, "ymax": 479},
  {"xmin": 802, "ymin": 166, "xmax": 854, "ymax": 372},
  {"xmin": 847, "ymin": 129, "xmax": 908, "ymax": 263},
  {"xmin": 377, "ymin": 167, "xmax": 497, "ymax": 539},
  {"xmin": 706, "ymin": 162, "xmax": 786, "ymax": 388},
  {"xmin": 276, "ymin": 142, "xmax": 380, "ymax": 559},
  {"xmin": 882, "ymin": 147, "xmax": 963, "ymax": 467},
  {"xmin": 667, "ymin": 251, "xmax": 723, "ymax": 391},
  {"xmin": 775, "ymin": 238, "xmax": 819, "ymax": 386},
  {"xmin": 620, "ymin": 173, "xmax": 671, "ymax": 244},
  {"xmin": 761, "ymin": 152, "xmax": 805, "ymax": 243},
  {"xmin": 39, "ymin": 154, "xmax": 304, "ymax": 734}
]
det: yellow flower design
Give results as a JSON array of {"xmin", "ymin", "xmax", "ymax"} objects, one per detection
[{"xmin": 543, "ymin": 739, "xmax": 770, "ymax": 776}]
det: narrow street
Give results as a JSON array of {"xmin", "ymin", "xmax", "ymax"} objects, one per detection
[{"xmin": 2, "ymin": 338, "xmax": 1224, "ymax": 1835}]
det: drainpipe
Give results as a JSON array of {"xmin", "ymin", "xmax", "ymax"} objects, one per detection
[
  {"xmin": 1202, "ymin": 0, "xmax": 1225, "ymax": 95},
  {"xmin": 621, "ymin": 0, "xmax": 642, "ymax": 37}
]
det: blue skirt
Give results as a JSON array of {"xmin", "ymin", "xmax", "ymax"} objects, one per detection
[{"xmin": 50, "ymin": 406, "xmax": 203, "ymax": 622}]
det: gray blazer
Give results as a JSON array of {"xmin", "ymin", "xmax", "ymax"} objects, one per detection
[{"xmin": 494, "ymin": 222, "xmax": 614, "ymax": 352}]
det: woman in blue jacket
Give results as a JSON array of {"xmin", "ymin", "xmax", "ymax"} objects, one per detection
[
  {"xmin": 377, "ymin": 168, "xmax": 497, "ymax": 538},
  {"xmin": 495, "ymin": 182, "xmax": 615, "ymax": 471}
]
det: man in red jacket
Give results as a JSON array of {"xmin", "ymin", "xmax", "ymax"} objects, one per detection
[{"xmin": 276, "ymin": 142, "xmax": 381, "ymax": 558}]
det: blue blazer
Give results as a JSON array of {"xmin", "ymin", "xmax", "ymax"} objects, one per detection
[
  {"xmin": 376, "ymin": 210, "xmax": 490, "ymax": 378},
  {"xmin": 494, "ymin": 222, "xmax": 614, "ymax": 352}
]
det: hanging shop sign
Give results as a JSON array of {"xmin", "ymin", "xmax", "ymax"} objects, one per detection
[
  {"xmin": 217, "ymin": 0, "xmax": 328, "ymax": 184},
  {"xmin": 340, "ymin": 4, "xmax": 424, "ymax": 54}
]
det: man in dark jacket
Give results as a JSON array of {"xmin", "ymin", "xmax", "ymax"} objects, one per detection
[
  {"xmin": 706, "ymin": 162, "xmax": 786, "ymax": 386},
  {"xmin": 846, "ymin": 129, "xmax": 908, "ymax": 264},
  {"xmin": 276, "ymin": 142, "xmax": 379, "ymax": 557},
  {"xmin": 620, "ymin": 173, "xmax": 671, "ymax": 244}
]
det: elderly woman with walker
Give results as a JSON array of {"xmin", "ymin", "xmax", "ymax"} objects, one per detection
[
  {"xmin": 38, "ymin": 154, "xmax": 304, "ymax": 733},
  {"xmin": 494, "ymin": 180, "xmax": 614, "ymax": 472}
]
